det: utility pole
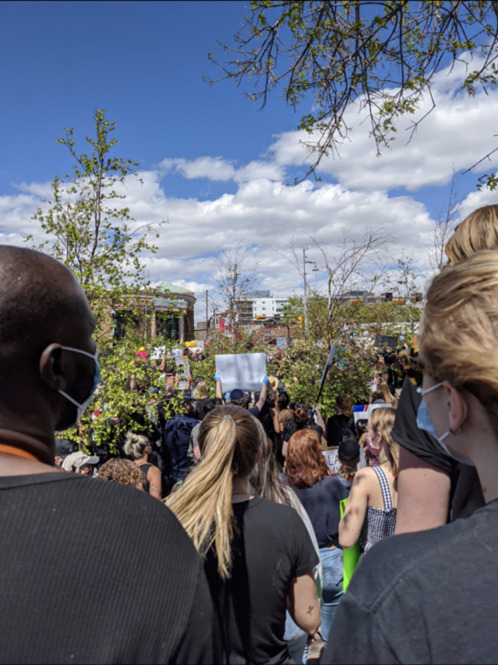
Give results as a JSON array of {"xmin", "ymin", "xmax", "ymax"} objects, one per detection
[
  {"xmin": 302, "ymin": 247, "xmax": 318, "ymax": 333},
  {"xmin": 303, "ymin": 248, "xmax": 308, "ymax": 332},
  {"xmin": 205, "ymin": 290, "xmax": 209, "ymax": 337}
]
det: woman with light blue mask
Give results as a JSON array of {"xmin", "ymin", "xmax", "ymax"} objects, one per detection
[
  {"xmin": 325, "ymin": 249, "xmax": 498, "ymax": 665},
  {"xmin": 416, "ymin": 250, "xmax": 498, "ymax": 484}
]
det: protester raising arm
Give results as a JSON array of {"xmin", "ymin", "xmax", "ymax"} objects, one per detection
[
  {"xmin": 214, "ymin": 371, "xmax": 224, "ymax": 402},
  {"xmin": 250, "ymin": 375, "xmax": 269, "ymax": 415}
]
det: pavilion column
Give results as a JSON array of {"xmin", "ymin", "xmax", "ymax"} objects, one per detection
[{"xmin": 179, "ymin": 315, "xmax": 185, "ymax": 344}]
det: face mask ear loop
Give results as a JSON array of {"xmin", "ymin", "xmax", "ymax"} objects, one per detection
[
  {"xmin": 419, "ymin": 381, "xmax": 445, "ymax": 396},
  {"xmin": 58, "ymin": 390, "xmax": 80, "ymax": 408}
]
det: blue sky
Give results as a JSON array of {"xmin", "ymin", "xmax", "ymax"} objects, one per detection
[{"xmin": 1, "ymin": 1, "xmax": 498, "ymax": 322}]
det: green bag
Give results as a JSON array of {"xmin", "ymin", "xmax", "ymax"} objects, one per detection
[{"xmin": 339, "ymin": 497, "xmax": 362, "ymax": 593}]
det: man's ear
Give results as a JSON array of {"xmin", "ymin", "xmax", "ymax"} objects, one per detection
[
  {"xmin": 443, "ymin": 381, "xmax": 467, "ymax": 432},
  {"xmin": 39, "ymin": 344, "xmax": 67, "ymax": 391}
]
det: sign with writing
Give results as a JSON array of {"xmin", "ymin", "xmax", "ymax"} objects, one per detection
[
  {"xmin": 150, "ymin": 345, "xmax": 165, "ymax": 360},
  {"xmin": 276, "ymin": 337, "xmax": 287, "ymax": 350}
]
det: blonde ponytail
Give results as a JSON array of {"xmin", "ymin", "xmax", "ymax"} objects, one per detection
[{"xmin": 166, "ymin": 406, "xmax": 261, "ymax": 578}]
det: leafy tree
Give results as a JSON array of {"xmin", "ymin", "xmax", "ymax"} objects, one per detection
[
  {"xmin": 25, "ymin": 109, "xmax": 172, "ymax": 455},
  {"xmin": 84, "ymin": 332, "xmax": 185, "ymax": 458},
  {"xmin": 25, "ymin": 108, "xmax": 162, "ymax": 341},
  {"xmin": 210, "ymin": 1, "xmax": 498, "ymax": 180}
]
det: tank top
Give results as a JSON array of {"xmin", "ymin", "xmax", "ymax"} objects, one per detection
[
  {"xmin": 360, "ymin": 465, "xmax": 397, "ymax": 552},
  {"xmin": 138, "ymin": 463, "xmax": 152, "ymax": 493}
]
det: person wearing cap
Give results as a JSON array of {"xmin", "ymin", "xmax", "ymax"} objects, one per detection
[
  {"xmin": 54, "ymin": 437, "xmax": 77, "ymax": 468},
  {"xmin": 0, "ymin": 246, "xmax": 220, "ymax": 663},
  {"xmin": 214, "ymin": 372, "xmax": 269, "ymax": 416},
  {"xmin": 61, "ymin": 450, "xmax": 99, "ymax": 476},
  {"xmin": 336, "ymin": 438, "xmax": 361, "ymax": 493}
]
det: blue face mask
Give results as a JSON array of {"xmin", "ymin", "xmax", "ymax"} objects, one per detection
[
  {"xmin": 416, "ymin": 383, "xmax": 473, "ymax": 466},
  {"xmin": 58, "ymin": 345, "xmax": 101, "ymax": 429}
]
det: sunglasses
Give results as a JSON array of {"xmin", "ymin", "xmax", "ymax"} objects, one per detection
[{"xmin": 398, "ymin": 347, "xmax": 427, "ymax": 388}]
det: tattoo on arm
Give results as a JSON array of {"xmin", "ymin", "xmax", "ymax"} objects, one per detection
[{"xmin": 307, "ymin": 605, "xmax": 314, "ymax": 615}]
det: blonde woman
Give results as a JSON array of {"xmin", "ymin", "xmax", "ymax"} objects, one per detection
[
  {"xmin": 444, "ymin": 203, "xmax": 498, "ymax": 264},
  {"xmin": 370, "ymin": 378, "xmax": 397, "ymax": 408},
  {"xmin": 123, "ymin": 432, "xmax": 162, "ymax": 500},
  {"xmin": 166, "ymin": 405, "xmax": 321, "ymax": 664},
  {"xmin": 394, "ymin": 204, "xmax": 497, "ymax": 536},
  {"xmin": 339, "ymin": 407, "xmax": 398, "ymax": 552},
  {"xmin": 326, "ymin": 248, "xmax": 498, "ymax": 664}
]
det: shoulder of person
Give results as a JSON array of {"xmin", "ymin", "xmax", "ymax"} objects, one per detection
[{"xmin": 350, "ymin": 466, "xmax": 377, "ymax": 486}]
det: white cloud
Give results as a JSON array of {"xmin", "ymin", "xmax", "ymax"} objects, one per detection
[
  {"xmin": 160, "ymin": 156, "xmax": 236, "ymax": 181},
  {"xmin": 234, "ymin": 161, "xmax": 285, "ymax": 183},
  {"xmin": 159, "ymin": 156, "xmax": 285, "ymax": 185},
  {"xmin": 1, "ymin": 55, "xmax": 496, "ymax": 326},
  {"xmin": 269, "ymin": 55, "xmax": 498, "ymax": 192}
]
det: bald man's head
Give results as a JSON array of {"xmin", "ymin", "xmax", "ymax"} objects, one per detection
[
  {"xmin": 0, "ymin": 246, "xmax": 97, "ymax": 462},
  {"xmin": 0, "ymin": 246, "xmax": 94, "ymax": 368}
]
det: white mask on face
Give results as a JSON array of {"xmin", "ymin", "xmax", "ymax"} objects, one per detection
[
  {"xmin": 58, "ymin": 346, "xmax": 100, "ymax": 429},
  {"xmin": 417, "ymin": 382, "xmax": 473, "ymax": 466}
]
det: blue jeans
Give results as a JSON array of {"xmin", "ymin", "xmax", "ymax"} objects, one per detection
[
  {"xmin": 284, "ymin": 611, "xmax": 308, "ymax": 664},
  {"xmin": 319, "ymin": 546, "xmax": 343, "ymax": 644}
]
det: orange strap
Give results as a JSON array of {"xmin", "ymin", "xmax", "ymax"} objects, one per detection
[{"xmin": 0, "ymin": 444, "xmax": 39, "ymax": 462}]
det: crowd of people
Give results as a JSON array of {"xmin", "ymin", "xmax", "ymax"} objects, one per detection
[{"xmin": 0, "ymin": 203, "xmax": 497, "ymax": 663}]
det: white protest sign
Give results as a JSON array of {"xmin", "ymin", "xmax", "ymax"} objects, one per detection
[
  {"xmin": 150, "ymin": 345, "xmax": 165, "ymax": 360},
  {"xmin": 215, "ymin": 353, "xmax": 267, "ymax": 393},
  {"xmin": 353, "ymin": 403, "xmax": 393, "ymax": 423}
]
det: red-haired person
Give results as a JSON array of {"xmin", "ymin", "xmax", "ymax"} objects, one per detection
[{"xmin": 285, "ymin": 429, "xmax": 348, "ymax": 645}]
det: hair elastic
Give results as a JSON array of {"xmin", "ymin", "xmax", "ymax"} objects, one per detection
[{"xmin": 221, "ymin": 414, "xmax": 236, "ymax": 423}]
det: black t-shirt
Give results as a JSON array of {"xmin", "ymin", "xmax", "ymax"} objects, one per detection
[
  {"xmin": 326, "ymin": 413, "xmax": 352, "ymax": 447},
  {"xmin": 325, "ymin": 500, "xmax": 498, "ymax": 664},
  {"xmin": 194, "ymin": 397, "xmax": 210, "ymax": 420},
  {"xmin": 205, "ymin": 496, "xmax": 318, "ymax": 665},
  {"xmin": 0, "ymin": 471, "xmax": 221, "ymax": 664},
  {"xmin": 289, "ymin": 475, "xmax": 348, "ymax": 547},
  {"xmin": 392, "ymin": 375, "xmax": 484, "ymax": 521}
]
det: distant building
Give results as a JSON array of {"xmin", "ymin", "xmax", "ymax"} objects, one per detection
[
  {"xmin": 235, "ymin": 293, "xmax": 291, "ymax": 325},
  {"xmin": 112, "ymin": 280, "xmax": 196, "ymax": 344}
]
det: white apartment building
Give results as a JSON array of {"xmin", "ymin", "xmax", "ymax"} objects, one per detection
[
  {"xmin": 253, "ymin": 297, "xmax": 289, "ymax": 321},
  {"xmin": 236, "ymin": 291, "xmax": 290, "ymax": 324}
]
